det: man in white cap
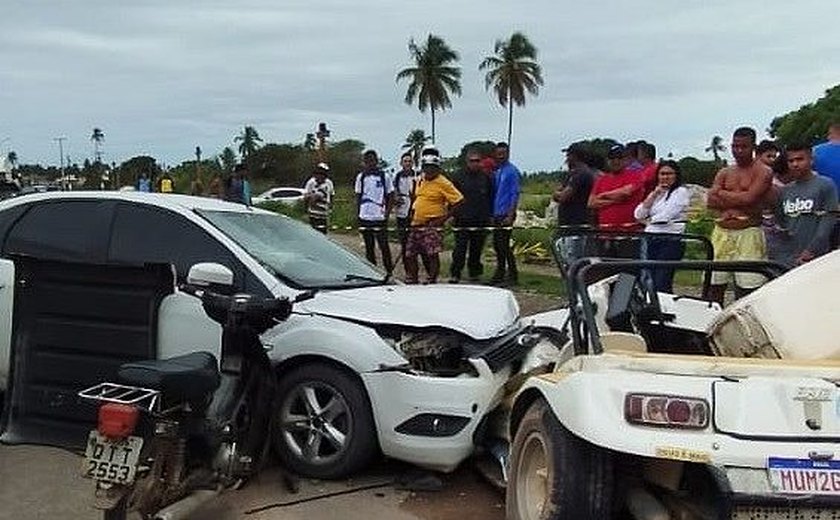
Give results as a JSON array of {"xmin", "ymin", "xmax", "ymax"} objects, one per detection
[{"xmin": 304, "ymin": 162, "xmax": 335, "ymax": 233}]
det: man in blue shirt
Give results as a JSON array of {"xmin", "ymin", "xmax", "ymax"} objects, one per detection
[
  {"xmin": 813, "ymin": 122, "xmax": 840, "ymax": 188},
  {"xmin": 490, "ymin": 142, "xmax": 521, "ymax": 286}
]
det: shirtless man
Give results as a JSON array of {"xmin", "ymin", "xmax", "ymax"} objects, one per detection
[{"xmin": 706, "ymin": 126, "xmax": 773, "ymax": 304}]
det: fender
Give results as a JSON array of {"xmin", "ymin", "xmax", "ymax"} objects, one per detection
[
  {"xmin": 262, "ymin": 313, "xmax": 406, "ymax": 374},
  {"xmin": 0, "ymin": 259, "xmax": 14, "ymax": 391}
]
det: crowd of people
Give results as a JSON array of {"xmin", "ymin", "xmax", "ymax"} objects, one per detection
[
  {"xmin": 296, "ymin": 121, "xmax": 840, "ymax": 295},
  {"xmin": 305, "ymin": 142, "xmax": 522, "ymax": 285}
]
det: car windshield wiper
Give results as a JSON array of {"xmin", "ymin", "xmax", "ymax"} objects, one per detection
[{"xmin": 344, "ymin": 274, "xmax": 386, "ymax": 284}]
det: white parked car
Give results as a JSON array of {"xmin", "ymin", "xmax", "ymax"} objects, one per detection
[
  {"xmin": 503, "ymin": 240, "xmax": 840, "ymax": 519},
  {"xmin": 252, "ymin": 186, "xmax": 305, "ymax": 206},
  {"xmin": 0, "ymin": 192, "xmax": 556, "ymax": 479}
]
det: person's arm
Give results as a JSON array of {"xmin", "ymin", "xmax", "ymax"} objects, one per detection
[
  {"xmin": 652, "ymin": 187, "xmax": 691, "ymax": 224},
  {"xmin": 354, "ymin": 174, "xmax": 362, "ymax": 215},
  {"xmin": 801, "ymin": 181, "xmax": 839, "ymax": 261},
  {"xmin": 706, "ymin": 170, "xmax": 727, "ymax": 209},
  {"xmin": 383, "ymin": 174, "xmax": 395, "ymax": 218},
  {"xmin": 716, "ymin": 169, "xmax": 773, "ymax": 207}
]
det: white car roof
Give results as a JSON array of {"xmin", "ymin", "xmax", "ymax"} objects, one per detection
[{"xmin": 0, "ymin": 190, "xmax": 276, "ymax": 216}]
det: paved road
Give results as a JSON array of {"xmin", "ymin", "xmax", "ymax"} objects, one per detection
[{"xmin": 0, "ymin": 444, "xmax": 505, "ymax": 520}]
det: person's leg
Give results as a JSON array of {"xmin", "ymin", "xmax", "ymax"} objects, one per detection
[
  {"xmin": 450, "ymin": 229, "xmax": 468, "ymax": 281},
  {"xmin": 427, "ymin": 254, "xmax": 440, "ymax": 283},
  {"xmin": 652, "ymin": 239, "xmax": 684, "ymax": 293},
  {"xmin": 374, "ymin": 225, "xmax": 393, "ymax": 273},
  {"xmin": 467, "ymin": 230, "xmax": 488, "ymax": 280},
  {"xmin": 491, "ymin": 226, "xmax": 507, "ymax": 282},
  {"xmin": 359, "ymin": 220, "xmax": 377, "ymax": 265},
  {"xmin": 502, "ymin": 228, "xmax": 518, "ymax": 284},
  {"xmin": 733, "ymin": 227, "xmax": 768, "ymax": 301},
  {"xmin": 404, "ymin": 230, "xmax": 419, "ymax": 283},
  {"xmin": 310, "ymin": 216, "xmax": 328, "ymax": 234}
]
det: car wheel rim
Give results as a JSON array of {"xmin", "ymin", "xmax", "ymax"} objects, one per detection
[
  {"xmin": 517, "ymin": 431, "xmax": 549, "ymax": 520},
  {"xmin": 279, "ymin": 381, "xmax": 352, "ymax": 466}
]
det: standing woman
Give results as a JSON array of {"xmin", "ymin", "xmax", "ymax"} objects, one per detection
[{"xmin": 633, "ymin": 160, "xmax": 691, "ymax": 292}]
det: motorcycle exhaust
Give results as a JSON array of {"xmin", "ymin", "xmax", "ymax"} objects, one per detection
[{"xmin": 152, "ymin": 489, "xmax": 220, "ymax": 520}]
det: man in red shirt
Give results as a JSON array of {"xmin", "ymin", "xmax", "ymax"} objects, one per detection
[{"xmin": 587, "ymin": 144, "xmax": 645, "ymax": 258}]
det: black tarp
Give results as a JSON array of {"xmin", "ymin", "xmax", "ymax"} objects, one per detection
[{"xmin": 0, "ymin": 257, "xmax": 172, "ymax": 449}]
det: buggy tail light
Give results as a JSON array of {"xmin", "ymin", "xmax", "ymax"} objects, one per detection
[
  {"xmin": 98, "ymin": 402, "xmax": 139, "ymax": 439},
  {"xmin": 624, "ymin": 393, "xmax": 709, "ymax": 429}
]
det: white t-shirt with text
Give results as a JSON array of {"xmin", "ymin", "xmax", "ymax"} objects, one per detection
[{"xmin": 354, "ymin": 171, "xmax": 393, "ymax": 221}]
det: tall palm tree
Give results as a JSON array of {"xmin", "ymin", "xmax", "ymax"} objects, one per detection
[
  {"xmin": 6, "ymin": 151, "xmax": 17, "ymax": 169},
  {"xmin": 90, "ymin": 127, "xmax": 105, "ymax": 163},
  {"xmin": 401, "ymin": 129, "xmax": 431, "ymax": 166},
  {"xmin": 705, "ymin": 135, "xmax": 726, "ymax": 165},
  {"xmin": 235, "ymin": 126, "xmax": 263, "ymax": 159},
  {"xmin": 396, "ymin": 34, "xmax": 462, "ymax": 143},
  {"xmin": 479, "ymin": 32, "xmax": 544, "ymax": 147},
  {"xmin": 304, "ymin": 133, "xmax": 317, "ymax": 152}
]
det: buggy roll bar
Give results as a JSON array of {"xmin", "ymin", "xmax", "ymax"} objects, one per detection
[
  {"xmin": 565, "ymin": 258, "xmax": 788, "ymax": 355},
  {"xmin": 551, "ymin": 229, "xmax": 716, "ymax": 299}
]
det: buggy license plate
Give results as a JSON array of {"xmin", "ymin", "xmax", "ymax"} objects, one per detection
[
  {"xmin": 768, "ymin": 457, "xmax": 840, "ymax": 495},
  {"xmin": 81, "ymin": 430, "xmax": 144, "ymax": 485}
]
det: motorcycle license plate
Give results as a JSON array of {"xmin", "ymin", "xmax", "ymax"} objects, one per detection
[
  {"xmin": 81, "ymin": 430, "xmax": 144, "ymax": 485},
  {"xmin": 768, "ymin": 457, "xmax": 840, "ymax": 495}
]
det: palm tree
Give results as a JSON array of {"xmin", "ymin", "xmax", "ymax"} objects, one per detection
[
  {"xmin": 91, "ymin": 127, "xmax": 105, "ymax": 163},
  {"xmin": 304, "ymin": 133, "xmax": 317, "ymax": 151},
  {"xmin": 218, "ymin": 147, "xmax": 237, "ymax": 174},
  {"xmin": 705, "ymin": 136, "xmax": 726, "ymax": 165},
  {"xmin": 479, "ymin": 32, "xmax": 544, "ymax": 147},
  {"xmin": 396, "ymin": 34, "xmax": 462, "ymax": 143},
  {"xmin": 6, "ymin": 151, "xmax": 17, "ymax": 170},
  {"xmin": 235, "ymin": 126, "xmax": 263, "ymax": 159},
  {"xmin": 401, "ymin": 129, "xmax": 431, "ymax": 166}
]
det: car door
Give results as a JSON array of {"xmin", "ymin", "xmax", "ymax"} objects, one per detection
[{"xmin": 107, "ymin": 202, "xmax": 270, "ymax": 361}]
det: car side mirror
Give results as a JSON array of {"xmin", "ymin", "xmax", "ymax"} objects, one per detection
[{"xmin": 187, "ymin": 262, "xmax": 234, "ymax": 287}]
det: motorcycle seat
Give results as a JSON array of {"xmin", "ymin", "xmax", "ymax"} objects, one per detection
[{"xmin": 118, "ymin": 352, "xmax": 221, "ymax": 403}]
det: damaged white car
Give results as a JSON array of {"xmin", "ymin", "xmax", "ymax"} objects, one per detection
[
  {"xmin": 504, "ymin": 239, "xmax": 840, "ymax": 519},
  {"xmin": 0, "ymin": 192, "xmax": 555, "ymax": 479}
]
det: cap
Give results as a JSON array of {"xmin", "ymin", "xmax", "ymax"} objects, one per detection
[
  {"xmin": 315, "ymin": 162, "xmax": 330, "ymax": 172},
  {"xmin": 607, "ymin": 144, "xmax": 625, "ymax": 158},
  {"xmin": 421, "ymin": 154, "xmax": 441, "ymax": 167}
]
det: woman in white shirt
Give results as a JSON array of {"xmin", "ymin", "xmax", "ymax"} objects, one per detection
[{"xmin": 634, "ymin": 160, "xmax": 690, "ymax": 292}]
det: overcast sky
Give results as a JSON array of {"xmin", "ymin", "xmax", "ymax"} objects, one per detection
[{"xmin": 1, "ymin": 0, "xmax": 838, "ymax": 173}]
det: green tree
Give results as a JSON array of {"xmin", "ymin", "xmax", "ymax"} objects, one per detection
[
  {"xmin": 218, "ymin": 146, "xmax": 237, "ymax": 174},
  {"xmin": 396, "ymin": 34, "xmax": 462, "ymax": 143},
  {"xmin": 6, "ymin": 151, "xmax": 17, "ymax": 169},
  {"xmin": 479, "ymin": 32, "xmax": 544, "ymax": 147},
  {"xmin": 705, "ymin": 135, "xmax": 726, "ymax": 165},
  {"xmin": 769, "ymin": 84, "xmax": 840, "ymax": 146},
  {"xmin": 304, "ymin": 133, "xmax": 317, "ymax": 152},
  {"xmin": 401, "ymin": 129, "xmax": 431, "ymax": 166},
  {"xmin": 91, "ymin": 127, "xmax": 105, "ymax": 163},
  {"xmin": 117, "ymin": 155, "xmax": 160, "ymax": 189},
  {"xmin": 235, "ymin": 126, "xmax": 263, "ymax": 159}
]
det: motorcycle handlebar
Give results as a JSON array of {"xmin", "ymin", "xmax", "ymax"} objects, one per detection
[{"xmin": 178, "ymin": 283, "xmax": 299, "ymax": 327}]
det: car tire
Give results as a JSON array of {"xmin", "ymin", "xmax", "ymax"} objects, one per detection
[
  {"xmin": 507, "ymin": 398, "xmax": 613, "ymax": 520},
  {"xmin": 272, "ymin": 362, "xmax": 377, "ymax": 479}
]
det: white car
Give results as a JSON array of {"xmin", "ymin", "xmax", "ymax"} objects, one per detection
[
  {"xmin": 0, "ymin": 191, "xmax": 554, "ymax": 479},
  {"xmin": 252, "ymin": 186, "xmax": 306, "ymax": 206},
  {"xmin": 504, "ymin": 249, "xmax": 840, "ymax": 519}
]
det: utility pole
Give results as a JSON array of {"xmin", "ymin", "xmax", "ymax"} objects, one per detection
[{"xmin": 54, "ymin": 136, "xmax": 67, "ymax": 189}]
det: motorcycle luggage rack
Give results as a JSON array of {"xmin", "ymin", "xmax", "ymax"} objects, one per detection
[{"xmin": 78, "ymin": 382, "xmax": 161, "ymax": 412}]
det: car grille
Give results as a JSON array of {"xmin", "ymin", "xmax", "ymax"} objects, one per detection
[
  {"xmin": 732, "ymin": 506, "xmax": 840, "ymax": 519},
  {"xmin": 468, "ymin": 329, "xmax": 529, "ymax": 373}
]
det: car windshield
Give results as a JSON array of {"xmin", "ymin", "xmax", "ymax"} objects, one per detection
[{"xmin": 197, "ymin": 209, "xmax": 384, "ymax": 289}]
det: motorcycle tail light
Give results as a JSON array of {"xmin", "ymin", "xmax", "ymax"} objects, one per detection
[
  {"xmin": 98, "ymin": 402, "xmax": 139, "ymax": 439},
  {"xmin": 624, "ymin": 393, "xmax": 709, "ymax": 430}
]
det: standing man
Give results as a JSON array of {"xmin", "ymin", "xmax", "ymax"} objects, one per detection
[
  {"xmin": 813, "ymin": 122, "xmax": 840, "ymax": 187},
  {"xmin": 756, "ymin": 140, "xmax": 780, "ymax": 168},
  {"xmin": 303, "ymin": 162, "xmax": 335, "ymax": 233},
  {"xmin": 393, "ymin": 152, "xmax": 416, "ymax": 252},
  {"xmin": 773, "ymin": 142, "xmax": 838, "ymax": 269},
  {"xmin": 354, "ymin": 149, "xmax": 394, "ymax": 273},
  {"xmin": 404, "ymin": 154, "xmax": 463, "ymax": 284},
  {"xmin": 588, "ymin": 144, "xmax": 645, "ymax": 258},
  {"xmin": 137, "ymin": 172, "xmax": 152, "ymax": 193},
  {"xmin": 158, "ymin": 171, "xmax": 175, "ymax": 193},
  {"xmin": 450, "ymin": 150, "xmax": 493, "ymax": 283},
  {"xmin": 224, "ymin": 164, "xmax": 246, "ymax": 203},
  {"xmin": 490, "ymin": 142, "xmax": 521, "ymax": 286},
  {"xmin": 706, "ymin": 127, "xmax": 773, "ymax": 304},
  {"xmin": 554, "ymin": 143, "xmax": 596, "ymax": 262}
]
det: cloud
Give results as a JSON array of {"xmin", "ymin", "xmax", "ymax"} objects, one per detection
[{"xmin": 1, "ymin": 0, "xmax": 838, "ymax": 172}]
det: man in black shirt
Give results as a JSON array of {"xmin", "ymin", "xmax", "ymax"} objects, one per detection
[
  {"xmin": 554, "ymin": 143, "xmax": 596, "ymax": 262},
  {"xmin": 450, "ymin": 150, "xmax": 494, "ymax": 283}
]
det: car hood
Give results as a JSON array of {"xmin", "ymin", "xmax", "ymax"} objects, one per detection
[{"xmin": 298, "ymin": 284, "xmax": 520, "ymax": 339}]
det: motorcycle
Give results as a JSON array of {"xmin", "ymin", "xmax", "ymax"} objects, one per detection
[{"xmin": 77, "ymin": 263, "xmax": 303, "ymax": 520}]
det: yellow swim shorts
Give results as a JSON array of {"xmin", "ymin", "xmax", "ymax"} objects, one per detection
[{"xmin": 710, "ymin": 225, "xmax": 767, "ymax": 289}]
